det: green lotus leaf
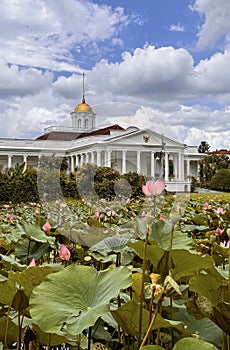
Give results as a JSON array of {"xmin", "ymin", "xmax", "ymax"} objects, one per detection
[
  {"xmin": 12, "ymin": 288, "xmax": 29, "ymax": 311},
  {"xmin": 9, "ymin": 266, "xmax": 54, "ymax": 298},
  {"xmin": 149, "ymin": 221, "xmax": 193, "ymax": 250},
  {"xmin": 0, "ymin": 254, "xmax": 26, "ymax": 271},
  {"xmin": 111, "ymin": 300, "xmax": 184, "ymax": 337},
  {"xmin": 128, "ymin": 240, "xmax": 169, "ymax": 275},
  {"xmin": 172, "ymin": 250, "xmax": 213, "ymax": 281},
  {"xmin": 0, "ymin": 316, "xmax": 21, "ymax": 344},
  {"xmin": 15, "ymin": 239, "xmax": 51, "ymax": 261},
  {"xmin": 30, "ymin": 264, "xmax": 132, "ymax": 335},
  {"xmin": 111, "ymin": 300, "xmax": 150, "ymax": 336},
  {"xmin": 0, "ymin": 279, "xmax": 17, "ymax": 306},
  {"xmin": 189, "ymin": 274, "xmax": 223, "ymax": 305},
  {"xmin": 90, "ymin": 236, "xmax": 130, "ymax": 255},
  {"xmin": 30, "ymin": 324, "xmax": 78, "ymax": 346},
  {"xmin": 172, "ymin": 337, "xmax": 218, "ymax": 350},
  {"xmin": 191, "ymin": 214, "xmax": 209, "ymax": 226},
  {"xmin": 173, "ymin": 308, "xmax": 223, "ymax": 348},
  {"xmin": 142, "ymin": 346, "xmax": 165, "ymax": 350},
  {"xmin": 16, "ymin": 223, "xmax": 55, "ymax": 244},
  {"xmin": 212, "ymin": 302, "xmax": 230, "ymax": 335}
]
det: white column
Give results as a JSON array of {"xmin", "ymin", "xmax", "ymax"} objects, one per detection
[
  {"xmin": 178, "ymin": 153, "xmax": 182, "ymax": 180},
  {"xmin": 173, "ymin": 155, "xmax": 178, "ymax": 179},
  {"xmin": 91, "ymin": 151, "xmax": 95, "ymax": 164},
  {"xmin": 85, "ymin": 152, "xmax": 89, "ymax": 163},
  {"xmin": 80, "ymin": 154, "xmax": 84, "ymax": 167},
  {"xmin": 122, "ymin": 150, "xmax": 127, "ymax": 174},
  {"xmin": 75, "ymin": 155, "xmax": 79, "ymax": 168},
  {"xmin": 97, "ymin": 151, "xmax": 101, "ymax": 167},
  {"xmin": 164, "ymin": 152, "xmax": 169, "ymax": 181},
  {"xmin": 137, "ymin": 151, "xmax": 141, "ymax": 174},
  {"xmin": 107, "ymin": 150, "xmax": 112, "ymax": 167},
  {"xmin": 186, "ymin": 159, "xmax": 190, "ymax": 180},
  {"xmin": 23, "ymin": 155, "xmax": 27, "ymax": 172},
  {"xmin": 151, "ymin": 151, "xmax": 155, "ymax": 178},
  {"xmin": 181, "ymin": 153, "xmax": 185, "ymax": 181},
  {"xmin": 70, "ymin": 156, "xmax": 75, "ymax": 172},
  {"xmin": 8, "ymin": 155, "xmax": 12, "ymax": 169}
]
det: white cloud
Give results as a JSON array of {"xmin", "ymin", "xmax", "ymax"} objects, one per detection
[
  {"xmin": 193, "ymin": 0, "xmax": 230, "ymax": 49},
  {"xmin": 0, "ymin": 58, "xmax": 53, "ymax": 98},
  {"xmin": 168, "ymin": 23, "xmax": 185, "ymax": 32},
  {"xmin": 88, "ymin": 45, "xmax": 195, "ymax": 101},
  {"xmin": 0, "ymin": 0, "xmax": 230, "ymax": 152},
  {"xmin": 0, "ymin": 0, "xmax": 132, "ymax": 71}
]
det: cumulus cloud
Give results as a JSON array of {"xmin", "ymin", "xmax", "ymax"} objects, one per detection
[
  {"xmin": 88, "ymin": 45, "xmax": 195, "ymax": 100},
  {"xmin": 192, "ymin": 0, "xmax": 230, "ymax": 49},
  {"xmin": 0, "ymin": 0, "xmax": 133, "ymax": 71},
  {"xmin": 0, "ymin": 0, "xmax": 230, "ymax": 152},
  {"xmin": 0, "ymin": 59, "xmax": 53, "ymax": 98}
]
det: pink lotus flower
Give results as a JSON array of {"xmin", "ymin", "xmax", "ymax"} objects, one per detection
[
  {"xmin": 203, "ymin": 202, "xmax": 211, "ymax": 210},
  {"xmin": 142, "ymin": 180, "xmax": 165, "ymax": 197},
  {"xmin": 28, "ymin": 258, "xmax": 36, "ymax": 267},
  {"xmin": 42, "ymin": 220, "xmax": 51, "ymax": 232},
  {"xmin": 214, "ymin": 207, "xmax": 226, "ymax": 215},
  {"xmin": 107, "ymin": 210, "xmax": 115, "ymax": 217},
  {"xmin": 95, "ymin": 209, "xmax": 100, "ymax": 219},
  {"xmin": 59, "ymin": 244, "xmax": 71, "ymax": 261},
  {"xmin": 220, "ymin": 240, "xmax": 229, "ymax": 248},
  {"xmin": 215, "ymin": 227, "xmax": 222, "ymax": 236}
]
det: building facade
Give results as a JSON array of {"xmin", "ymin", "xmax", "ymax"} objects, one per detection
[{"xmin": 0, "ymin": 97, "xmax": 204, "ymax": 192}]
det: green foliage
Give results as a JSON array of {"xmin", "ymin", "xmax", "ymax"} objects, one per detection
[
  {"xmin": 0, "ymin": 192, "xmax": 230, "ymax": 349},
  {"xmin": 123, "ymin": 171, "xmax": 146, "ymax": 198},
  {"xmin": 199, "ymin": 154, "xmax": 230, "ymax": 187},
  {"xmin": 94, "ymin": 166, "xmax": 121, "ymax": 199},
  {"xmin": 173, "ymin": 337, "xmax": 218, "ymax": 349},
  {"xmin": 30, "ymin": 265, "xmax": 132, "ymax": 335},
  {"xmin": 0, "ymin": 165, "xmax": 39, "ymax": 203},
  {"xmin": 210, "ymin": 169, "xmax": 230, "ymax": 192},
  {"xmin": 0, "ymin": 160, "xmax": 146, "ymax": 203},
  {"xmin": 198, "ymin": 141, "xmax": 211, "ymax": 154}
]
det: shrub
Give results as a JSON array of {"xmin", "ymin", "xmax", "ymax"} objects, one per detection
[{"xmin": 210, "ymin": 169, "xmax": 230, "ymax": 192}]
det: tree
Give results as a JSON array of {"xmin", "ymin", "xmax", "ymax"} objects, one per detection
[
  {"xmin": 210, "ymin": 169, "xmax": 230, "ymax": 192},
  {"xmin": 198, "ymin": 141, "xmax": 211, "ymax": 153},
  {"xmin": 198, "ymin": 154, "xmax": 230, "ymax": 186}
]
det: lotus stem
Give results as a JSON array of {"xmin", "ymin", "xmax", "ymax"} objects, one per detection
[
  {"xmin": 168, "ymin": 223, "xmax": 175, "ymax": 275},
  {"xmin": 140, "ymin": 301, "xmax": 159, "ymax": 349},
  {"xmin": 138, "ymin": 225, "xmax": 150, "ymax": 346}
]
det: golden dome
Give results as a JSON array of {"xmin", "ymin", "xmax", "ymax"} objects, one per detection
[{"xmin": 74, "ymin": 97, "xmax": 92, "ymax": 113}]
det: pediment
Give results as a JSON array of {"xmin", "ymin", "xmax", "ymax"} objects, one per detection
[{"xmin": 104, "ymin": 128, "xmax": 184, "ymax": 149}]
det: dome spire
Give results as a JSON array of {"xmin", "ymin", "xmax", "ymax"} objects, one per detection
[
  {"xmin": 73, "ymin": 73, "xmax": 93, "ymax": 113},
  {"xmin": 82, "ymin": 72, "xmax": 85, "ymax": 103}
]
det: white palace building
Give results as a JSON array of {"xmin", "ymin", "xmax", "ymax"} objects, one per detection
[{"xmin": 0, "ymin": 96, "xmax": 204, "ymax": 192}]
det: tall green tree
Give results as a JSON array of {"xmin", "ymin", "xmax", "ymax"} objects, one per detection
[
  {"xmin": 198, "ymin": 141, "xmax": 211, "ymax": 153},
  {"xmin": 199, "ymin": 154, "xmax": 230, "ymax": 186}
]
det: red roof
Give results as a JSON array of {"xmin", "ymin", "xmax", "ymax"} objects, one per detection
[
  {"xmin": 36, "ymin": 124, "xmax": 124, "ymax": 141},
  {"xmin": 208, "ymin": 149, "xmax": 230, "ymax": 155}
]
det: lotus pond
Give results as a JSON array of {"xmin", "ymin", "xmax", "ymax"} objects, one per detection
[{"xmin": 0, "ymin": 191, "xmax": 229, "ymax": 350}]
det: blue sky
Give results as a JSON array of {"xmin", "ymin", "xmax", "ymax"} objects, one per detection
[{"xmin": 0, "ymin": 0, "xmax": 230, "ymax": 150}]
